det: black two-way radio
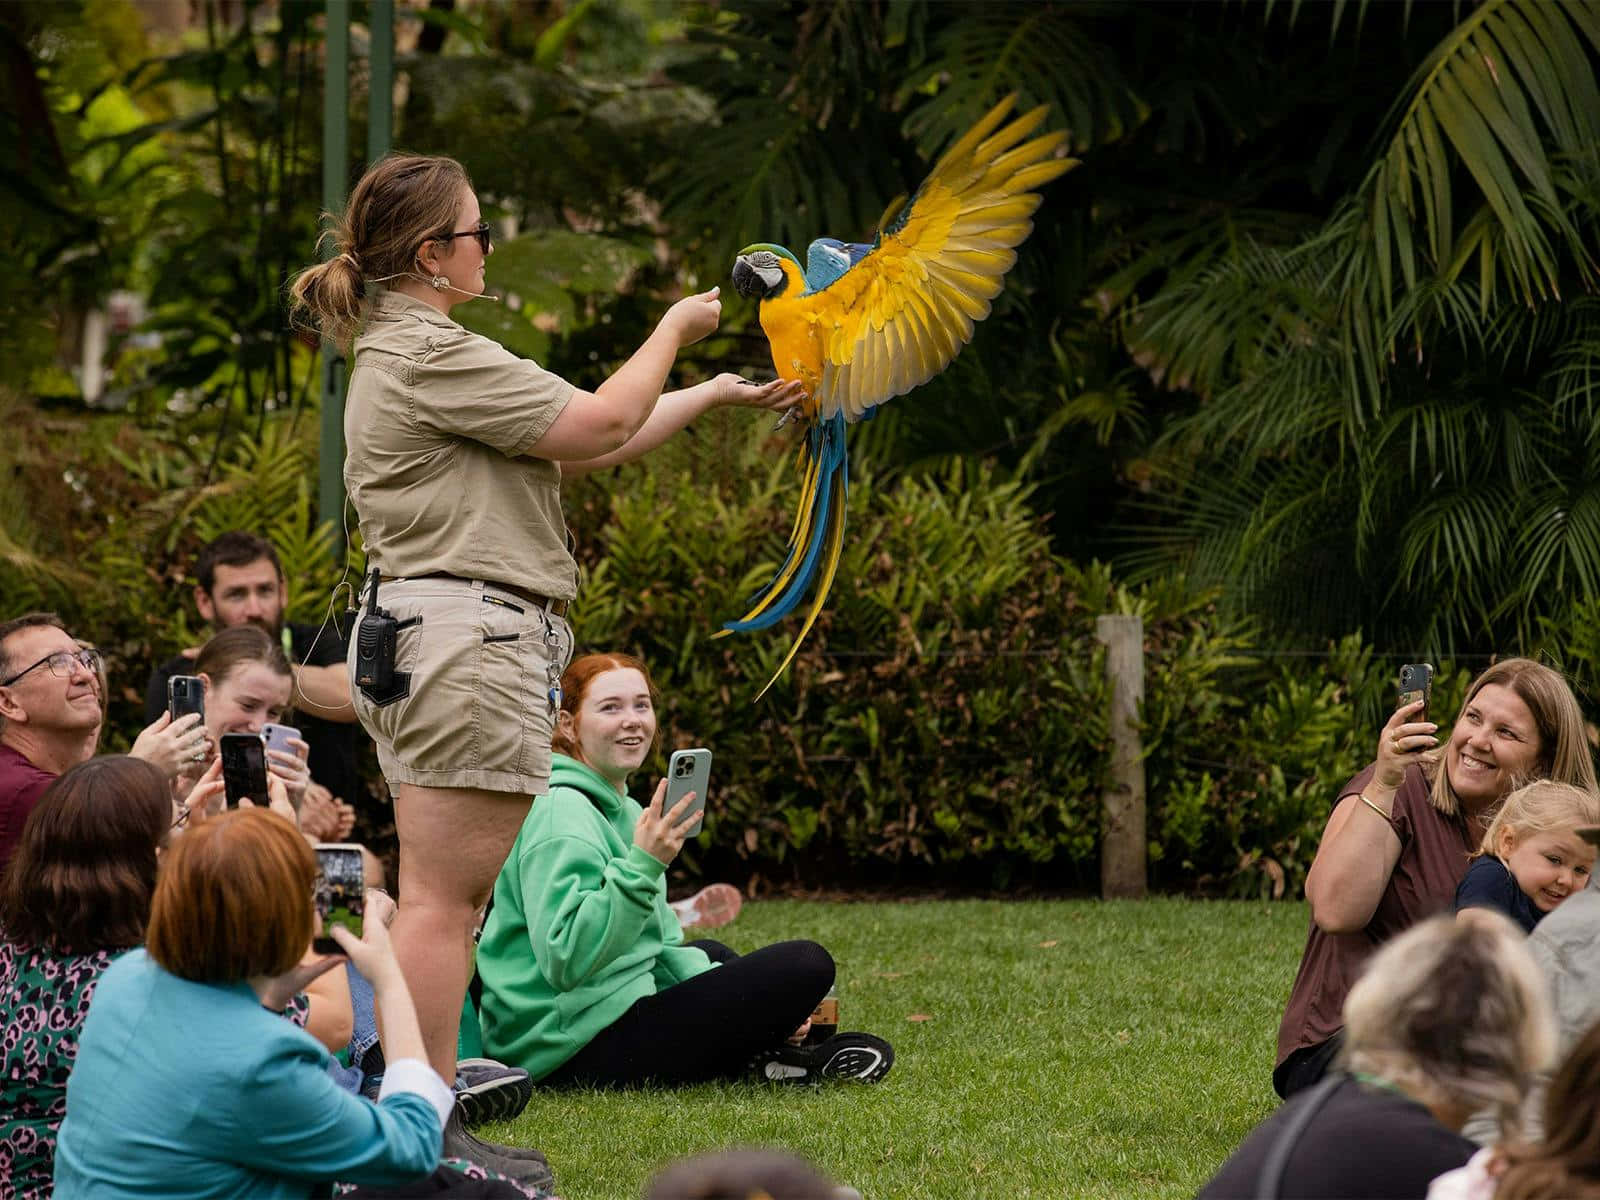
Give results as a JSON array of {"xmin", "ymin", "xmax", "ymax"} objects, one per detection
[{"xmin": 354, "ymin": 568, "xmax": 411, "ymax": 705}]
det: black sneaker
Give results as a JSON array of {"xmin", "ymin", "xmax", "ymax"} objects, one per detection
[
  {"xmin": 455, "ymin": 1057, "xmax": 534, "ymax": 1127},
  {"xmin": 441, "ymin": 1108, "xmax": 556, "ymax": 1192},
  {"xmin": 751, "ymin": 1032, "xmax": 894, "ymax": 1085}
]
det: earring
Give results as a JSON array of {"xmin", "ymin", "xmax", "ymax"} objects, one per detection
[{"xmin": 431, "ymin": 274, "xmax": 450, "ymax": 291}]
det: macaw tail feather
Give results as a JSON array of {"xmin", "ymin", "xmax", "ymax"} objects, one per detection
[{"xmin": 714, "ymin": 415, "xmax": 849, "ymax": 695}]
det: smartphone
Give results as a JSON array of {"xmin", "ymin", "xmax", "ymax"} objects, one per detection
[
  {"xmin": 261, "ymin": 723, "xmax": 301, "ymax": 755},
  {"xmin": 219, "ymin": 732, "xmax": 270, "ymax": 808},
  {"xmin": 312, "ymin": 844, "xmax": 365, "ymax": 955},
  {"xmin": 1398, "ymin": 663, "xmax": 1435, "ymax": 719},
  {"xmin": 167, "ymin": 674, "xmax": 205, "ymax": 723},
  {"xmin": 665, "ymin": 748, "xmax": 712, "ymax": 837}
]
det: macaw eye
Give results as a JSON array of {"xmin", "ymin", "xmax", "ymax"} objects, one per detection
[{"xmin": 751, "ymin": 252, "xmax": 779, "ymax": 267}]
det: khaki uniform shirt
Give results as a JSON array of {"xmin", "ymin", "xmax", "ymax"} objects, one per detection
[{"xmin": 345, "ymin": 289, "xmax": 578, "ymax": 599}]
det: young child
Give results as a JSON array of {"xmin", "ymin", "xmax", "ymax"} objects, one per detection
[{"xmin": 1455, "ymin": 779, "xmax": 1600, "ymax": 934}]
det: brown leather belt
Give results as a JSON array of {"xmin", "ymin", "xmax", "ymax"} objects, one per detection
[{"xmin": 379, "ymin": 574, "xmax": 569, "ymax": 617}]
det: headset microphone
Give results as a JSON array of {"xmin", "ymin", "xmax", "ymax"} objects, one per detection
[
  {"xmin": 368, "ymin": 269, "xmax": 503, "ymax": 302},
  {"xmin": 440, "ymin": 280, "xmax": 502, "ymax": 303}
]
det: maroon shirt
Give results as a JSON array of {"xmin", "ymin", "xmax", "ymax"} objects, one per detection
[
  {"xmin": 0, "ymin": 743, "xmax": 56, "ymax": 877},
  {"xmin": 1276, "ymin": 763, "xmax": 1476, "ymax": 1065}
]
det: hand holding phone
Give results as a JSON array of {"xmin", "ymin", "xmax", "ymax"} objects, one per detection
[
  {"xmin": 1398, "ymin": 663, "xmax": 1434, "ymax": 719},
  {"xmin": 261, "ymin": 726, "xmax": 310, "ymax": 813},
  {"xmin": 635, "ymin": 776, "xmax": 699, "ymax": 866},
  {"xmin": 167, "ymin": 675, "xmax": 205, "ymax": 723},
  {"xmin": 312, "ymin": 845, "xmax": 366, "ymax": 955},
  {"xmin": 1378, "ymin": 663, "xmax": 1439, "ymax": 788},
  {"xmin": 664, "ymin": 748, "xmax": 712, "ymax": 837},
  {"xmin": 262, "ymin": 723, "xmax": 302, "ymax": 755}
]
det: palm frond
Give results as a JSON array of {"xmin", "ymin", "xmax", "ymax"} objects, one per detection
[
  {"xmin": 1356, "ymin": 0, "xmax": 1600, "ymax": 332},
  {"xmin": 896, "ymin": 4, "xmax": 1145, "ymax": 157}
]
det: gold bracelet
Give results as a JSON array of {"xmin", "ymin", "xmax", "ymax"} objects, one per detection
[{"xmin": 1358, "ymin": 792, "xmax": 1394, "ymax": 825}]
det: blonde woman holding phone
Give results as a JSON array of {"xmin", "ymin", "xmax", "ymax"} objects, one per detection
[{"xmin": 1275, "ymin": 658, "xmax": 1597, "ymax": 1099}]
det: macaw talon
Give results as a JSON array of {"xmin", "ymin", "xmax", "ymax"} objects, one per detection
[{"xmin": 773, "ymin": 408, "xmax": 799, "ymax": 432}]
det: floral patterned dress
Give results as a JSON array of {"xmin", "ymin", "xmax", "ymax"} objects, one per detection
[
  {"xmin": 0, "ymin": 938, "xmax": 313, "ymax": 1200},
  {"xmin": 0, "ymin": 939, "xmax": 122, "ymax": 1199}
]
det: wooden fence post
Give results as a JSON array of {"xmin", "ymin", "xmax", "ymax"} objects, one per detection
[{"xmin": 1096, "ymin": 614, "xmax": 1147, "ymax": 899}]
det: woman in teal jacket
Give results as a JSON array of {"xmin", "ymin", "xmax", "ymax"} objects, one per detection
[
  {"xmin": 477, "ymin": 653, "xmax": 892, "ymax": 1087},
  {"xmin": 53, "ymin": 808, "xmax": 451, "ymax": 1198}
]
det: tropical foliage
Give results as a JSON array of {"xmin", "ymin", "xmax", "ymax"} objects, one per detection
[{"xmin": 5, "ymin": 0, "xmax": 1600, "ymax": 890}]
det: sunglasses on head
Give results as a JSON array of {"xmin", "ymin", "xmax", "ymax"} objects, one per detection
[{"xmin": 432, "ymin": 221, "xmax": 491, "ymax": 255}]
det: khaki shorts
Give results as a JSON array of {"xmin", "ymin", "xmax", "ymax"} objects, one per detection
[{"xmin": 349, "ymin": 577, "xmax": 574, "ymax": 796}]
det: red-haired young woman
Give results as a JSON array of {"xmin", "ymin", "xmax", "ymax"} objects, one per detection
[{"xmin": 476, "ymin": 653, "xmax": 893, "ymax": 1088}]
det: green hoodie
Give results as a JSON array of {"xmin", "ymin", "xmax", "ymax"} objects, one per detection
[{"xmin": 476, "ymin": 754, "xmax": 714, "ymax": 1079}]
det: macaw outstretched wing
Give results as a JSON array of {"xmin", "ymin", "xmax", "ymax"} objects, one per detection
[
  {"xmin": 800, "ymin": 95, "xmax": 1076, "ymax": 422},
  {"xmin": 722, "ymin": 95, "xmax": 1075, "ymax": 698}
]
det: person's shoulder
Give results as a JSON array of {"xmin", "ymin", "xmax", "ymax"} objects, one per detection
[
  {"xmin": 1460, "ymin": 854, "xmax": 1513, "ymax": 885},
  {"xmin": 1532, "ymin": 886, "xmax": 1600, "ymax": 948},
  {"xmin": 288, "ymin": 620, "xmax": 346, "ymax": 662},
  {"xmin": 415, "ymin": 322, "xmax": 529, "ymax": 375},
  {"xmin": 356, "ymin": 291, "xmax": 460, "ymax": 353},
  {"xmin": 1322, "ymin": 1083, "xmax": 1475, "ymax": 1167},
  {"xmin": 151, "ymin": 652, "xmax": 190, "ymax": 678},
  {"xmin": 1392, "ymin": 763, "xmax": 1436, "ymax": 809},
  {"xmin": 530, "ymin": 783, "xmax": 606, "ymax": 830},
  {"xmin": 1455, "ymin": 854, "xmax": 1518, "ymax": 907},
  {"xmin": 0, "ymin": 742, "xmax": 55, "ymax": 800},
  {"xmin": 516, "ymin": 780, "xmax": 620, "ymax": 856},
  {"xmin": 1384, "ymin": 764, "xmax": 1448, "ymax": 835},
  {"xmin": 1336, "ymin": 762, "xmax": 1378, "ymax": 801},
  {"xmin": 90, "ymin": 947, "xmax": 155, "ymax": 1002}
]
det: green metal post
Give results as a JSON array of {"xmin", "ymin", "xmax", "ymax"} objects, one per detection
[
  {"xmin": 319, "ymin": 1, "xmax": 350, "ymax": 542},
  {"xmin": 368, "ymin": 0, "xmax": 393, "ymax": 164}
]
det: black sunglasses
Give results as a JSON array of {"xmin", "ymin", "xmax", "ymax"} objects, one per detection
[{"xmin": 433, "ymin": 221, "xmax": 491, "ymax": 255}]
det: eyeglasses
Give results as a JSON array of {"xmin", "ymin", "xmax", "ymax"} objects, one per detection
[
  {"xmin": 433, "ymin": 221, "xmax": 491, "ymax": 255},
  {"xmin": 0, "ymin": 647, "xmax": 103, "ymax": 688}
]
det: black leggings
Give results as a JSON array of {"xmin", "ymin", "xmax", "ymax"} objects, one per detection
[{"xmin": 540, "ymin": 939, "xmax": 834, "ymax": 1088}]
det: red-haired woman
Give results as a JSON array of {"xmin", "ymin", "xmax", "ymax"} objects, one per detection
[
  {"xmin": 476, "ymin": 653, "xmax": 892, "ymax": 1088},
  {"xmin": 52, "ymin": 807, "xmax": 449, "ymax": 1198}
]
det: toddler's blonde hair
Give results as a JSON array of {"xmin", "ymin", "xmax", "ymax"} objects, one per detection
[{"xmin": 1478, "ymin": 779, "xmax": 1600, "ymax": 858}]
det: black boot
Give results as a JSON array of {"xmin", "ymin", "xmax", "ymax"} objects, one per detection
[{"xmin": 440, "ymin": 1108, "xmax": 555, "ymax": 1192}]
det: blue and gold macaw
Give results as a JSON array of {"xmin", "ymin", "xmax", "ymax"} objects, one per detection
[{"xmin": 723, "ymin": 94, "xmax": 1077, "ymax": 696}]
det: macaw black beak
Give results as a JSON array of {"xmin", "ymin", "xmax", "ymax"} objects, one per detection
[{"xmin": 731, "ymin": 255, "xmax": 765, "ymax": 300}]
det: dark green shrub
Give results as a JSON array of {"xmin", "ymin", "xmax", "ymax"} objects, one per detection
[
  {"xmin": 1, "ymin": 403, "xmax": 1493, "ymax": 895},
  {"xmin": 564, "ymin": 413, "xmax": 1470, "ymax": 894}
]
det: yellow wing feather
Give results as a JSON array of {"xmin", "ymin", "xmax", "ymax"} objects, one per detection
[{"xmin": 779, "ymin": 95, "xmax": 1077, "ymax": 423}]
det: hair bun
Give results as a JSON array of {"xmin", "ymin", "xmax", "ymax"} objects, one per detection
[{"xmin": 337, "ymin": 251, "xmax": 362, "ymax": 273}]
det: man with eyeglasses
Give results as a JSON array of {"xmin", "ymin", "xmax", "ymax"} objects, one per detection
[{"xmin": 0, "ymin": 613, "xmax": 106, "ymax": 874}]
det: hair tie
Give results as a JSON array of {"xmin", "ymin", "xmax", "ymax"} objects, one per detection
[{"xmin": 338, "ymin": 251, "xmax": 362, "ymax": 273}]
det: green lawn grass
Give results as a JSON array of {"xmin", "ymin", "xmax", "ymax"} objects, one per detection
[{"xmin": 484, "ymin": 898, "xmax": 1309, "ymax": 1199}]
